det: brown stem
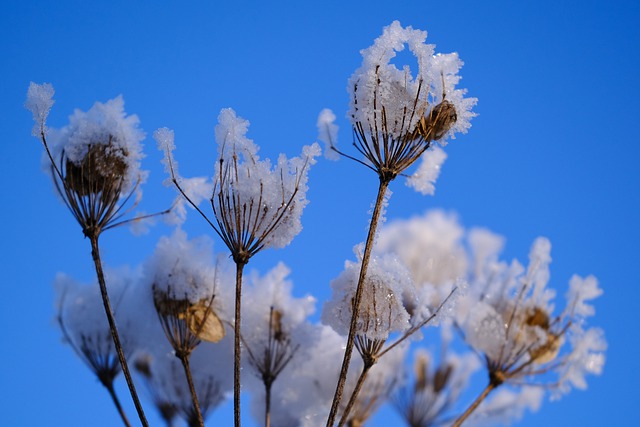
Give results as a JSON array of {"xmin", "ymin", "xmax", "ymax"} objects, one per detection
[
  {"xmin": 234, "ymin": 261, "xmax": 247, "ymax": 427},
  {"xmin": 179, "ymin": 355, "xmax": 205, "ymax": 427},
  {"xmin": 265, "ymin": 381, "xmax": 272, "ymax": 427},
  {"xmin": 326, "ymin": 178, "xmax": 390, "ymax": 426},
  {"xmin": 451, "ymin": 381, "xmax": 499, "ymax": 427},
  {"xmin": 337, "ymin": 364, "xmax": 372, "ymax": 427},
  {"xmin": 90, "ymin": 235, "xmax": 149, "ymax": 427},
  {"xmin": 105, "ymin": 382, "xmax": 133, "ymax": 427}
]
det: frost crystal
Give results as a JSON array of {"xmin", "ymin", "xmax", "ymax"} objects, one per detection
[
  {"xmin": 322, "ymin": 251, "xmax": 415, "ymax": 341},
  {"xmin": 49, "ymin": 95, "xmax": 146, "ymax": 195},
  {"xmin": 317, "ymin": 108, "xmax": 340, "ymax": 160},
  {"xmin": 405, "ymin": 146, "xmax": 447, "ymax": 195},
  {"xmin": 212, "ymin": 108, "xmax": 320, "ymax": 255},
  {"xmin": 25, "ymin": 82, "xmax": 55, "ymax": 136}
]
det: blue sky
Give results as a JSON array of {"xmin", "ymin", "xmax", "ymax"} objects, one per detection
[{"xmin": 1, "ymin": 1, "xmax": 639, "ymax": 426}]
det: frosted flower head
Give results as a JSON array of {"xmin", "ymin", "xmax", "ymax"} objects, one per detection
[
  {"xmin": 51, "ymin": 95, "xmax": 145, "ymax": 197},
  {"xmin": 347, "ymin": 21, "xmax": 476, "ymax": 181},
  {"xmin": 461, "ymin": 237, "xmax": 606, "ymax": 394},
  {"xmin": 211, "ymin": 108, "xmax": 320, "ymax": 263},
  {"xmin": 54, "ymin": 270, "xmax": 135, "ymax": 388},
  {"xmin": 25, "ymin": 84, "xmax": 148, "ymax": 237},
  {"xmin": 241, "ymin": 263, "xmax": 315, "ymax": 393},
  {"xmin": 145, "ymin": 230, "xmax": 228, "ymax": 356},
  {"xmin": 393, "ymin": 346, "xmax": 480, "ymax": 427},
  {"xmin": 322, "ymin": 250, "xmax": 415, "ymax": 342}
]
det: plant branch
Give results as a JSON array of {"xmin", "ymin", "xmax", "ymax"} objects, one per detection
[
  {"xmin": 90, "ymin": 234, "xmax": 149, "ymax": 427},
  {"xmin": 326, "ymin": 178, "xmax": 390, "ymax": 426},
  {"xmin": 179, "ymin": 355, "xmax": 205, "ymax": 427}
]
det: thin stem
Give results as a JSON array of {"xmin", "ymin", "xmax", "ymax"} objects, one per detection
[
  {"xmin": 105, "ymin": 382, "xmax": 133, "ymax": 427},
  {"xmin": 326, "ymin": 178, "xmax": 390, "ymax": 426},
  {"xmin": 234, "ymin": 261, "xmax": 247, "ymax": 427},
  {"xmin": 265, "ymin": 381, "xmax": 272, "ymax": 427},
  {"xmin": 451, "ymin": 381, "xmax": 499, "ymax": 427},
  {"xmin": 90, "ymin": 235, "xmax": 149, "ymax": 427},
  {"xmin": 179, "ymin": 355, "xmax": 205, "ymax": 427},
  {"xmin": 337, "ymin": 364, "xmax": 373, "ymax": 427}
]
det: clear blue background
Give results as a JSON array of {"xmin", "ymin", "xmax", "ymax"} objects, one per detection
[{"xmin": 1, "ymin": 0, "xmax": 638, "ymax": 426}]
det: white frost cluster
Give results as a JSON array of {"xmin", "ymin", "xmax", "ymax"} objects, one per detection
[
  {"xmin": 25, "ymin": 82, "xmax": 55, "ymax": 136},
  {"xmin": 459, "ymin": 236, "xmax": 606, "ymax": 395},
  {"xmin": 377, "ymin": 210, "xmax": 467, "ymax": 287},
  {"xmin": 316, "ymin": 108, "xmax": 340, "ymax": 160},
  {"xmin": 348, "ymin": 20, "xmax": 476, "ymax": 144},
  {"xmin": 46, "ymin": 94, "xmax": 146, "ymax": 194},
  {"xmin": 213, "ymin": 108, "xmax": 321, "ymax": 249},
  {"xmin": 322, "ymin": 250, "xmax": 416, "ymax": 341},
  {"xmin": 54, "ymin": 268, "xmax": 137, "ymax": 361},
  {"xmin": 143, "ymin": 229, "xmax": 230, "ymax": 307},
  {"xmin": 405, "ymin": 146, "xmax": 447, "ymax": 195}
]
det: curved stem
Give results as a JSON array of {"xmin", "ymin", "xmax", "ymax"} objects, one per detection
[
  {"xmin": 105, "ymin": 382, "xmax": 133, "ymax": 427},
  {"xmin": 179, "ymin": 355, "xmax": 205, "ymax": 427},
  {"xmin": 234, "ymin": 261, "xmax": 247, "ymax": 427},
  {"xmin": 90, "ymin": 235, "xmax": 149, "ymax": 427},
  {"xmin": 451, "ymin": 381, "xmax": 498, "ymax": 427},
  {"xmin": 326, "ymin": 179, "xmax": 390, "ymax": 426},
  {"xmin": 337, "ymin": 364, "xmax": 372, "ymax": 427}
]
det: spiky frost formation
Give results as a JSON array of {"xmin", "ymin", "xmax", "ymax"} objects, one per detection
[{"xmin": 322, "ymin": 249, "xmax": 416, "ymax": 341}]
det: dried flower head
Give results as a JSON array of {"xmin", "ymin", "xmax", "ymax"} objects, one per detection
[
  {"xmin": 54, "ymin": 271, "xmax": 135, "ymax": 388},
  {"xmin": 322, "ymin": 251, "xmax": 416, "ymax": 342},
  {"xmin": 26, "ymin": 83, "xmax": 147, "ymax": 237},
  {"xmin": 340, "ymin": 21, "xmax": 476, "ymax": 181},
  {"xmin": 393, "ymin": 348, "xmax": 479, "ymax": 427},
  {"xmin": 460, "ymin": 237, "xmax": 606, "ymax": 394}
]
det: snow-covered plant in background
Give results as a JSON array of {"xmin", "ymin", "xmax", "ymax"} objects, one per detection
[
  {"xmin": 55, "ymin": 269, "xmax": 138, "ymax": 427},
  {"xmin": 157, "ymin": 107, "xmax": 320, "ymax": 426},
  {"xmin": 28, "ymin": 19, "xmax": 605, "ymax": 427},
  {"xmin": 319, "ymin": 21, "xmax": 477, "ymax": 425}
]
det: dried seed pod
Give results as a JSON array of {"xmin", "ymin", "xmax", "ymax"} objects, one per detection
[
  {"xmin": 64, "ymin": 141, "xmax": 128, "ymax": 196},
  {"xmin": 271, "ymin": 309, "xmax": 285, "ymax": 342},
  {"xmin": 185, "ymin": 299, "xmax": 225, "ymax": 343},
  {"xmin": 415, "ymin": 100, "xmax": 457, "ymax": 142}
]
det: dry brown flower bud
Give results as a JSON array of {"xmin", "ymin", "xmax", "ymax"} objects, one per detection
[
  {"xmin": 415, "ymin": 100, "xmax": 458, "ymax": 142},
  {"xmin": 64, "ymin": 140, "xmax": 128, "ymax": 196}
]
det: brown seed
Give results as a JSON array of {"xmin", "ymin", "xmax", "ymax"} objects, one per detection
[{"xmin": 416, "ymin": 100, "xmax": 457, "ymax": 142}]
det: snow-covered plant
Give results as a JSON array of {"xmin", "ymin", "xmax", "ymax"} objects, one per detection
[
  {"xmin": 241, "ymin": 263, "xmax": 316, "ymax": 427},
  {"xmin": 320, "ymin": 21, "xmax": 476, "ymax": 424},
  {"xmin": 29, "ymin": 19, "xmax": 605, "ymax": 427},
  {"xmin": 157, "ymin": 107, "xmax": 320, "ymax": 427},
  {"xmin": 55, "ymin": 269, "xmax": 138, "ymax": 427},
  {"xmin": 27, "ymin": 83, "xmax": 164, "ymax": 427},
  {"xmin": 452, "ymin": 238, "xmax": 606, "ymax": 425},
  {"xmin": 393, "ymin": 346, "xmax": 480, "ymax": 427}
]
